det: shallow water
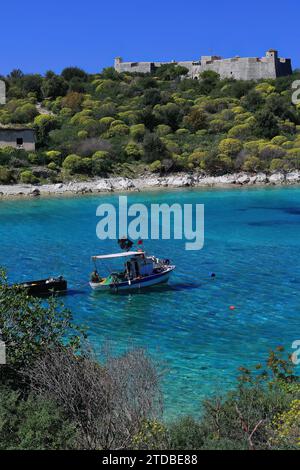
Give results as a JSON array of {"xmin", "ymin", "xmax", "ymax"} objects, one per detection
[{"xmin": 1, "ymin": 186, "xmax": 300, "ymax": 418}]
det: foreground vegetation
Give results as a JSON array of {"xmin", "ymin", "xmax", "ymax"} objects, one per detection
[
  {"xmin": 0, "ymin": 269, "xmax": 299, "ymax": 450},
  {"xmin": 1, "ymin": 65, "xmax": 300, "ymax": 185}
]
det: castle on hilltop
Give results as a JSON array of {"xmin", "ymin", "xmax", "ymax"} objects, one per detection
[{"xmin": 114, "ymin": 50, "xmax": 292, "ymax": 81}]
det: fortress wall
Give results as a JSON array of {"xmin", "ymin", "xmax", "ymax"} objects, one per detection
[
  {"xmin": 114, "ymin": 51, "xmax": 292, "ymax": 80},
  {"xmin": 197, "ymin": 58, "xmax": 277, "ymax": 80},
  {"xmin": 115, "ymin": 61, "xmax": 154, "ymax": 73}
]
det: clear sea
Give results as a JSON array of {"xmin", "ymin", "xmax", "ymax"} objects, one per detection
[{"xmin": 1, "ymin": 186, "xmax": 300, "ymax": 419}]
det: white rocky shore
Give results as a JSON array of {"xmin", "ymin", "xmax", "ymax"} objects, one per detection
[{"xmin": 0, "ymin": 171, "xmax": 300, "ymax": 199}]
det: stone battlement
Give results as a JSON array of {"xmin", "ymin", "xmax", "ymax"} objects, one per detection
[{"xmin": 114, "ymin": 50, "xmax": 292, "ymax": 81}]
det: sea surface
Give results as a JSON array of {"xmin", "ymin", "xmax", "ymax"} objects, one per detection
[{"xmin": 1, "ymin": 186, "xmax": 300, "ymax": 418}]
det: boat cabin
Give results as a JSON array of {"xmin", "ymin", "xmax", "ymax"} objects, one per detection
[{"xmin": 125, "ymin": 255, "xmax": 154, "ymax": 279}]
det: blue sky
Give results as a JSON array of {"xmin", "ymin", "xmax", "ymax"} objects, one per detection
[{"xmin": 0, "ymin": 0, "xmax": 298, "ymax": 75}]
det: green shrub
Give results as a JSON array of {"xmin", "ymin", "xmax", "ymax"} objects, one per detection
[
  {"xmin": 0, "ymin": 166, "xmax": 13, "ymax": 184},
  {"xmin": 47, "ymin": 162, "xmax": 57, "ymax": 171},
  {"xmin": 0, "ymin": 387, "xmax": 76, "ymax": 450},
  {"xmin": 130, "ymin": 124, "xmax": 146, "ymax": 142},
  {"xmin": 20, "ymin": 170, "xmax": 38, "ymax": 184},
  {"xmin": 270, "ymin": 158, "xmax": 285, "ymax": 172},
  {"xmin": 124, "ymin": 142, "xmax": 143, "ymax": 159},
  {"xmin": 242, "ymin": 156, "xmax": 264, "ymax": 172},
  {"xmin": 149, "ymin": 160, "xmax": 162, "ymax": 173},
  {"xmin": 218, "ymin": 138, "xmax": 243, "ymax": 157},
  {"xmin": 62, "ymin": 154, "xmax": 83, "ymax": 174}
]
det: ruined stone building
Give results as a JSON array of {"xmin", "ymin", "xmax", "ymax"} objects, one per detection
[
  {"xmin": 114, "ymin": 49, "xmax": 292, "ymax": 81},
  {"xmin": 0, "ymin": 126, "xmax": 36, "ymax": 151}
]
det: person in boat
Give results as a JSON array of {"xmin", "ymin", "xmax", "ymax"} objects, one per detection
[
  {"xmin": 125, "ymin": 261, "xmax": 133, "ymax": 280},
  {"xmin": 90, "ymin": 270, "xmax": 101, "ymax": 283},
  {"xmin": 118, "ymin": 237, "xmax": 133, "ymax": 251}
]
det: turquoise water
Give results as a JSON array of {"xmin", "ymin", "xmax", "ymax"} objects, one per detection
[{"xmin": 1, "ymin": 187, "xmax": 300, "ymax": 418}]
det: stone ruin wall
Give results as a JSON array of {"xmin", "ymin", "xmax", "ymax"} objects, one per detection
[{"xmin": 114, "ymin": 51, "xmax": 292, "ymax": 81}]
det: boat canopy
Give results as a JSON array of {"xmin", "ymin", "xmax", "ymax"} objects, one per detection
[{"xmin": 92, "ymin": 251, "xmax": 145, "ymax": 260}]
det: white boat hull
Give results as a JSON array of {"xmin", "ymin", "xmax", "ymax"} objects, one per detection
[{"xmin": 90, "ymin": 266, "xmax": 175, "ymax": 292}]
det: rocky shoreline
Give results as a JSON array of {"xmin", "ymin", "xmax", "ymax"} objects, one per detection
[{"xmin": 0, "ymin": 171, "xmax": 300, "ymax": 199}]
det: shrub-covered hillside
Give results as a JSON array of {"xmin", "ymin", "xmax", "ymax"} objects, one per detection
[{"xmin": 0, "ymin": 65, "xmax": 300, "ymax": 184}]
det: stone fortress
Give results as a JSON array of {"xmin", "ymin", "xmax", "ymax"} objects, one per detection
[{"xmin": 114, "ymin": 49, "xmax": 292, "ymax": 81}]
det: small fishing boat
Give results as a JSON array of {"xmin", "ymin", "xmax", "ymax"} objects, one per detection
[
  {"xmin": 89, "ymin": 251, "xmax": 175, "ymax": 292},
  {"xmin": 14, "ymin": 276, "xmax": 67, "ymax": 297}
]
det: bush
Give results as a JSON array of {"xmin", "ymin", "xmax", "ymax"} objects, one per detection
[
  {"xmin": 62, "ymin": 154, "xmax": 83, "ymax": 174},
  {"xmin": 0, "ymin": 387, "xmax": 76, "ymax": 450},
  {"xmin": 228, "ymin": 123, "xmax": 252, "ymax": 139},
  {"xmin": 242, "ymin": 156, "xmax": 264, "ymax": 172},
  {"xmin": 91, "ymin": 151, "xmax": 111, "ymax": 175},
  {"xmin": 254, "ymin": 109, "xmax": 279, "ymax": 139},
  {"xmin": 218, "ymin": 138, "xmax": 243, "ymax": 157},
  {"xmin": 47, "ymin": 162, "xmax": 57, "ymax": 171},
  {"xmin": 124, "ymin": 142, "xmax": 143, "ymax": 159},
  {"xmin": 130, "ymin": 124, "xmax": 146, "ymax": 142},
  {"xmin": 20, "ymin": 170, "xmax": 38, "ymax": 184},
  {"xmin": 0, "ymin": 147, "xmax": 16, "ymax": 165},
  {"xmin": 259, "ymin": 144, "xmax": 286, "ymax": 161},
  {"xmin": 270, "ymin": 158, "xmax": 285, "ymax": 172},
  {"xmin": 0, "ymin": 166, "xmax": 13, "ymax": 184},
  {"xmin": 149, "ymin": 160, "xmax": 162, "ymax": 173},
  {"xmin": 143, "ymin": 133, "xmax": 167, "ymax": 163},
  {"xmin": 183, "ymin": 108, "xmax": 208, "ymax": 132},
  {"xmin": 169, "ymin": 417, "xmax": 205, "ymax": 450},
  {"xmin": 156, "ymin": 124, "xmax": 172, "ymax": 137}
]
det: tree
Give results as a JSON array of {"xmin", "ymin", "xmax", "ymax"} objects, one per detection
[
  {"xmin": 242, "ymin": 89, "xmax": 264, "ymax": 112},
  {"xmin": 28, "ymin": 345, "xmax": 162, "ymax": 450},
  {"xmin": 61, "ymin": 67, "xmax": 88, "ymax": 82},
  {"xmin": 0, "ymin": 270, "xmax": 84, "ymax": 386},
  {"xmin": 34, "ymin": 114, "xmax": 60, "ymax": 146},
  {"xmin": 91, "ymin": 151, "xmax": 112, "ymax": 175},
  {"xmin": 143, "ymin": 88, "xmax": 162, "ymax": 106},
  {"xmin": 198, "ymin": 71, "xmax": 220, "ymax": 94},
  {"xmin": 183, "ymin": 108, "xmax": 209, "ymax": 132},
  {"xmin": 61, "ymin": 92, "xmax": 84, "ymax": 113},
  {"xmin": 143, "ymin": 133, "xmax": 167, "ymax": 163},
  {"xmin": 154, "ymin": 103, "xmax": 183, "ymax": 131},
  {"xmin": 100, "ymin": 67, "xmax": 120, "ymax": 81},
  {"xmin": 254, "ymin": 109, "xmax": 279, "ymax": 139},
  {"xmin": 155, "ymin": 64, "xmax": 189, "ymax": 81},
  {"xmin": 12, "ymin": 103, "xmax": 38, "ymax": 123},
  {"xmin": 0, "ymin": 387, "xmax": 76, "ymax": 450},
  {"xmin": 42, "ymin": 75, "xmax": 68, "ymax": 99},
  {"xmin": 21, "ymin": 74, "xmax": 43, "ymax": 100}
]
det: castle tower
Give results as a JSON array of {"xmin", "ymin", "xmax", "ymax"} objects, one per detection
[
  {"xmin": 266, "ymin": 49, "xmax": 278, "ymax": 59},
  {"xmin": 114, "ymin": 57, "xmax": 123, "ymax": 71}
]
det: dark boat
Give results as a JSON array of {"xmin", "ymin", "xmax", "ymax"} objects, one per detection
[{"xmin": 14, "ymin": 276, "xmax": 67, "ymax": 297}]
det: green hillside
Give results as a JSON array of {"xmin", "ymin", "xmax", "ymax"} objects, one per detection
[{"xmin": 0, "ymin": 65, "xmax": 300, "ymax": 184}]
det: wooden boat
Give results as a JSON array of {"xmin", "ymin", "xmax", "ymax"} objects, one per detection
[
  {"xmin": 14, "ymin": 276, "xmax": 67, "ymax": 297},
  {"xmin": 89, "ymin": 251, "xmax": 175, "ymax": 292}
]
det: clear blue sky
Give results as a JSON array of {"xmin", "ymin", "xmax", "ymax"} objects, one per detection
[{"xmin": 1, "ymin": 0, "xmax": 299, "ymax": 75}]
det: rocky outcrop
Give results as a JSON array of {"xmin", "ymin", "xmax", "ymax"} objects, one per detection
[{"xmin": 0, "ymin": 171, "xmax": 300, "ymax": 199}]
